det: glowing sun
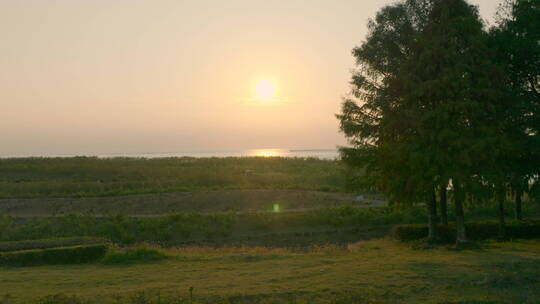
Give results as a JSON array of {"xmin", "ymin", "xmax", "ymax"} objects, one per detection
[{"xmin": 254, "ymin": 80, "xmax": 276, "ymax": 102}]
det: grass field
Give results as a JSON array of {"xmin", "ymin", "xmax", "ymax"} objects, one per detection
[
  {"xmin": 0, "ymin": 206, "xmax": 422, "ymax": 245},
  {"xmin": 1, "ymin": 239, "xmax": 540, "ymax": 303},
  {"xmin": 1, "ymin": 157, "xmax": 540, "ymax": 303},
  {"xmin": 0, "ymin": 157, "xmax": 346, "ymax": 199}
]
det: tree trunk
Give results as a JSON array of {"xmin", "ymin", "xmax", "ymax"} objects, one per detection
[
  {"xmin": 440, "ymin": 188, "xmax": 448, "ymax": 226},
  {"xmin": 428, "ymin": 190, "xmax": 438, "ymax": 242},
  {"xmin": 515, "ymin": 190, "xmax": 523, "ymax": 220},
  {"xmin": 498, "ymin": 188, "xmax": 506, "ymax": 240},
  {"xmin": 454, "ymin": 184, "xmax": 467, "ymax": 245}
]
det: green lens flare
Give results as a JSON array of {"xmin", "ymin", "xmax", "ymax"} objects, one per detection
[{"xmin": 273, "ymin": 203, "xmax": 280, "ymax": 213}]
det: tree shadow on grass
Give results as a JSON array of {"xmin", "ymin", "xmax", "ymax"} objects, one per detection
[{"xmin": 407, "ymin": 249, "xmax": 540, "ymax": 304}]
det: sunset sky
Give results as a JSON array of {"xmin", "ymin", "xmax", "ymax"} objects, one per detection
[{"xmin": 1, "ymin": 0, "xmax": 501, "ymax": 156}]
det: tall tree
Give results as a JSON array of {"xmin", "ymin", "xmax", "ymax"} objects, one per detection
[
  {"xmin": 490, "ymin": 0, "xmax": 540, "ymax": 222},
  {"xmin": 440, "ymin": 186, "xmax": 448, "ymax": 226},
  {"xmin": 402, "ymin": 0, "xmax": 505, "ymax": 244},
  {"xmin": 338, "ymin": 0, "xmax": 439, "ymax": 241},
  {"xmin": 338, "ymin": 0, "xmax": 503, "ymax": 244}
]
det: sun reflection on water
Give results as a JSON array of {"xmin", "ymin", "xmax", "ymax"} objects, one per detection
[{"xmin": 251, "ymin": 149, "xmax": 286, "ymax": 157}]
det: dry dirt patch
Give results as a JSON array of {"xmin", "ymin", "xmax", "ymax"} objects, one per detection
[{"xmin": 0, "ymin": 190, "xmax": 384, "ymax": 216}]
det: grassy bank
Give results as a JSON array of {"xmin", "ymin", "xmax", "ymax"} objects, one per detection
[
  {"xmin": 2, "ymin": 203, "xmax": 539, "ymax": 246},
  {"xmin": 0, "ymin": 157, "xmax": 345, "ymax": 199},
  {"xmin": 1, "ymin": 239, "xmax": 540, "ymax": 303},
  {"xmin": 0, "ymin": 207, "xmax": 420, "ymax": 245}
]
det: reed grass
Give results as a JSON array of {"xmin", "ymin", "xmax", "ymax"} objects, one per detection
[{"xmin": 0, "ymin": 157, "xmax": 345, "ymax": 199}]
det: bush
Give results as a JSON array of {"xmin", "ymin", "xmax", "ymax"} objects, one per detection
[
  {"xmin": 0, "ymin": 237, "xmax": 107, "ymax": 252},
  {"xmin": 101, "ymin": 245, "xmax": 169, "ymax": 264},
  {"xmin": 393, "ymin": 219, "xmax": 540, "ymax": 242},
  {"xmin": 0, "ymin": 244, "xmax": 108, "ymax": 267},
  {"xmin": 305, "ymin": 206, "xmax": 427, "ymax": 227},
  {"xmin": 0, "ymin": 214, "xmax": 236, "ymax": 245}
]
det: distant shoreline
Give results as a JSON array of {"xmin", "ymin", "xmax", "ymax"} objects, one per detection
[{"xmin": 0, "ymin": 148, "xmax": 341, "ymax": 159}]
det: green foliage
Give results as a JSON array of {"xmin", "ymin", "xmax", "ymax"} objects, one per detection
[
  {"xmin": 0, "ymin": 237, "xmax": 106, "ymax": 252},
  {"xmin": 0, "ymin": 214, "xmax": 236, "ymax": 245},
  {"xmin": 494, "ymin": 0, "xmax": 540, "ymax": 106},
  {"xmin": 101, "ymin": 245, "xmax": 169, "ymax": 265},
  {"xmin": 338, "ymin": 0, "xmax": 504, "ymax": 203},
  {"xmin": 304, "ymin": 206, "xmax": 427, "ymax": 227},
  {"xmin": 338, "ymin": 0, "xmax": 540, "ymax": 243},
  {"xmin": 0, "ymin": 157, "xmax": 345, "ymax": 199},
  {"xmin": 393, "ymin": 219, "xmax": 540, "ymax": 242},
  {"xmin": 1, "ymin": 207, "xmax": 421, "ymax": 246},
  {"xmin": 2, "ymin": 203, "xmax": 539, "ymax": 246},
  {"xmin": 489, "ymin": 0, "xmax": 540, "ymax": 207},
  {"xmin": 0, "ymin": 244, "xmax": 108, "ymax": 267}
]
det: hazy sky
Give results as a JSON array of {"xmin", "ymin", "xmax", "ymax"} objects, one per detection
[{"xmin": 1, "ymin": 0, "xmax": 501, "ymax": 156}]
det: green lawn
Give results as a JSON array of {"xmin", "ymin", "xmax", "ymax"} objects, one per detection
[{"xmin": 1, "ymin": 239, "xmax": 540, "ymax": 303}]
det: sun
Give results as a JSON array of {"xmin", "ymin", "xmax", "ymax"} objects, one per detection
[{"xmin": 254, "ymin": 80, "xmax": 276, "ymax": 102}]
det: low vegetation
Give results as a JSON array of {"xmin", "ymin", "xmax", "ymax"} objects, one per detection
[
  {"xmin": 1, "ymin": 203, "xmax": 538, "ymax": 248},
  {"xmin": 393, "ymin": 219, "xmax": 540, "ymax": 242},
  {"xmin": 0, "ymin": 157, "xmax": 345, "ymax": 199},
  {"xmin": 1, "ymin": 239, "xmax": 539, "ymax": 303},
  {"xmin": 0, "ymin": 244, "xmax": 108, "ymax": 267},
  {"xmin": 0, "ymin": 237, "xmax": 106, "ymax": 252},
  {"xmin": 0, "ymin": 242, "xmax": 171, "ymax": 267},
  {"xmin": 101, "ymin": 245, "xmax": 169, "ymax": 265},
  {"xmin": 0, "ymin": 214, "xmax": 235, "ymax": 245}
]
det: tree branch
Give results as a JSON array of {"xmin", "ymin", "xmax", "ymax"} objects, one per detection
[{"xmin": 528, "ymin": 76, "xmax": 539, "ymax": 97}]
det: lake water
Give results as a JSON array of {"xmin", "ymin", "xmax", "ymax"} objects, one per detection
[
  {"xmin": 96, "ymin": 148, "xmax": 340, "ymax": 159},
  {"xmin": 2, "ymin": 148, "xmax": 341, "ymax": 159}
]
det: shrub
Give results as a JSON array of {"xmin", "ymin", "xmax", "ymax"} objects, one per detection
[
  {"xmin": 393, "ymin": 219, "xmax": 540, "ymax": 242},
  {"xmin": 101, "ymin": 245, "xmax": 169, "ymax": 265},
  {"xmin": 0, "ymin": 237, "xmax": 107, "ymax": 252},
  {"xmin": 0, "ymin": 214, "xmax": 235, "ymax": 245},
  {"xmin": 393, "ymin": 224, "xmax": 437, "ymax": 242},
  {"xmin": 0, "ymin": 244, "xmax": 108, "ymax": 267},
  {"xmin": 305, "ymin": 206, "xmax": 427, "ymax": 227}
]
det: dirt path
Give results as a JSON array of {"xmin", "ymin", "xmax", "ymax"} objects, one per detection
[{"xmin": 0, "ymin": 189, "xmax": 387, "ymax": 217}]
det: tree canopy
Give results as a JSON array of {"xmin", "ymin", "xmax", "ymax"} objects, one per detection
[{"xmin": 338, "ymin": 0, "xmax": 539, "ymax": 243}]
